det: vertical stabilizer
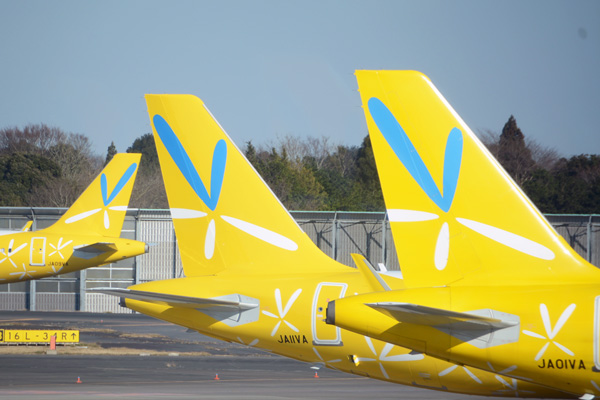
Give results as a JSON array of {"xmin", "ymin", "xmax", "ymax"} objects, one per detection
[
  {"xmin": 356, "ymin": 70, "xmax": 596, "ymax": 287},
  {"xmin": 145, "ymin": 95, "xmax": 345, "ymax": 276},
  {"xmin": 45, "ymin": 153, "xmax": 140, "ymax": 238}
]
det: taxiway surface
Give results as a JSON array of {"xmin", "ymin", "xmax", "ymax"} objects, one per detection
[{"xmin": 0, "ymin": 311, "xmax": 498, "ymax": 399}]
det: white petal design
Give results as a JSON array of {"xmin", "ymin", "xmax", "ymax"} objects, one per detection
[
  {"xmin": 434, "ymin": 222, "xmax": 450, "ymax": 271},
  {"xmin": 522, "ymin": 330, "xmax": 546, "ymax": 340},
  {"xmin": 387, "ymin": 209, "xmax": 439, "ymax": 222},
  {"xmin": 270, "ymin": 320, "xmax": 282, "ymax": 337},
  {"xmin": 65, "ymin": 208, "xmax": 101, "ymax": 224},
  {"xmin": 221, "ymin": 215, "xmax": 298, "ymax": 251},
  {"xmin": 275, "ymin": 288, "xmax": 283, "ymax": 316},
  {"xmin": 104, "ymin": 210, "xmax": 110, "ymax": 229},
  {"xmin": 381, "ymin": 353, "xmax": 425, "ymax": 362},
  {"xmin": 170, "ymin": 208, "xmax": 208, "ymax": 219},
  {"xmin": 550, "ymin": 303, "xmax": 576, "ymax": 339},
  {"xmin": 281, "ymin": 288, "xmax": 302, "ymax": 317},
  {"xmin": 495, "ymin": 375, "xmax": 513, "ymax": 388},
  {"xmin": 365, "ymin": 337, "xmax": 377, "ymax": 356},
  {"xmin": 108, "ymin": 206, "xmax": 128, "ymax": 211},
  {"xmin": 499, "ymin": 365, "xmax": 518, "ymax": 375},
  {"xmin": 534, "ymin": 342, "xmax": 550, "ymax": 361},
  {"xmin": 456, "ymin": 218, "xmax": 555, "ymax": 260},
  {"xmin": 204, "ymin": 219, "xmax": 216, "ymax": 259},
  {"xmin": 283, "ymin": 320, "xmax": 299, "ymax": 332},
  {"xmin": 463, "ymin": 367, "xmax": 482, "ymax": 384},
  {"xmin": 553, "ymin": 341, "xmax": 574, "ymax": 356},
  {"xmin": 379, "ymin": 363, "xmax": 389, "ymax": 379},
  {"xmin": 439, "ymin": 364, "xmax": 458, "ymax": 376},
  {"xmin": 380, "ymin": 343, "xmax": 394, "ymax": 359},
  {"xmin": 261, "ymin": 310, "xmax": 278, "ymax": 319},
  {"xmin": 11, "ymin": 242, "xmax": 27, "ymax": 256}
]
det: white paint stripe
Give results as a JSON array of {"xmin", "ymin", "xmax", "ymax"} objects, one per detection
[
  {"xmin": 221, "ymin": 215, "xmax": 298, "ymax": 251},
  {"xmin": 434, "ymin": 222, "xmax": 449, "ymax": 271},
  {"xmin": 108, "ymin": 206, "xmax": 128, "ymax": 211},
  {"xmin": 388, "ymin": 209, "xmax": 439, "ymax": 222},
  {"xmin": 66, "ymin": 209, "xmax": 101, "ymax": 224},
  {"xmin": 170, "ymin": 208, "xmax": 208, "ymax": 219},
  {"xmin": 456, "ymin": 218, "xmax": 555, "ymax": 260}
]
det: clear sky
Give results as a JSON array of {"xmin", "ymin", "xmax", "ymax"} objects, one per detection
[{"xmin": 1, "ymin": 0, "xmax": 598, "ymax": 157}]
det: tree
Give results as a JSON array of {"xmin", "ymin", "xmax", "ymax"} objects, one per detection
[
  {"xmin": 0, "ymin": 153, "xmax": 61, "ymax": 206},
  {"xmin": 127, "ymin": 133, "xmax": 160, "ymax": 175},
  {"xmin": 497, "ymin": 116, "xmax": 535, "ymax": 186},
  {"xmin": 126, "ymin": 133, "xmax": 168, "ymax": 208},
  {"xmin": 245, "ymin": 144, "xmax": 327, "ymax": 210},
  {"xmin": 0, "ymin": 124, "xmax": 100, "ymax": 207},
  {"xmin": 105, "ymin": 141, "xmax": 117, "ymax": 165},
  {"xmin": 354, "ymin": 135, "xmax": 384, "ymax": 211}
]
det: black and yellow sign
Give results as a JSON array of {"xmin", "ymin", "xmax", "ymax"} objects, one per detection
[{"xmin": 0, "ymin": 329, "xmax": 79, "ymax": 343}]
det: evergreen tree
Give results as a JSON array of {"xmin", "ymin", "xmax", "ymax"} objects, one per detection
[
  {"xmin": 498, "ymin": 115, "xmax": 534, "ymax": 186},
  {"xmin": 105, "ymin": 141, "xmax": 117, "ymax": 165},
  {"xmin": 126, "ymin": 133, "xmax": 167, "ymax": 208},
  {"xmin": 354, "ymin": 135, "xmax": 384, "ymax": 211}
]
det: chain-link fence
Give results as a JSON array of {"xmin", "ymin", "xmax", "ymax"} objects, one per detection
[{"xmin": 0, "ymin": 208, "xmax": 597, "ymax": 312}]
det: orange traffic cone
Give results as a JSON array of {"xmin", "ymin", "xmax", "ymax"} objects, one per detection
[
  {"xmin": 314, "ymin": 371, "xmax": 319, "ymax": 378},
  {"xmin": 76, "ymin": 376, "xmax": 82, "ymax": 384},
  {"xmin": 214, "ymin": 373, "xmax": 220, "ymax": 380}
]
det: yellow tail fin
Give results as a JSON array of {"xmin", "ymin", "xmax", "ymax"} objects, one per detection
[
  {"xmin": 356, "ymin": 70, "xmax": 596, "ymax": 287},
  {"xmin": 45, "ymin": 153, "xmax": 140, "ymax": 238},
  {"xmin": 145, "ymin": 95, "xmax": 345, "ymax": 276}
]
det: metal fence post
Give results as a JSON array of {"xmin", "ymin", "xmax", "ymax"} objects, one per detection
[
  {"xmin": 381, "ymin": 213, "xmax": 387, "ymax": 267},
  {"xmin": 332, "ymin": 212, "xmax": 338, "ymax": 262},
  {"xmin": 79, "ymin": 269, "xmax": 86, "ymax": 311},
  {"xmin": 29, "ymin": 280, "xmax": 36, "ymax": 311},
  {"xmin": 588, "ymin": 215, "xmax": 593, "ymax": 263},
  {"xmin": 135, "ymin": 210, "xmax": 141, "ymax": 285}
]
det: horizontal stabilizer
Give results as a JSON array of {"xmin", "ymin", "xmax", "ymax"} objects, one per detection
[
  {"xmin": 91, "ymin": 287, "xmax": 257, "ymax": 310},
  {"xmin": 72, "ymin": 242, "xmax": 118, "ymax": 259},
  {"xmin": 367, "ymin": 302, "xmax": 518, "ymax": 331},
  {"xmin": 352, "ymin": 253, "xmax": 391, "ymax": 292},
  {"xmin": 21, "ymin": 221, "xmax": 33, "ymax": 232}
]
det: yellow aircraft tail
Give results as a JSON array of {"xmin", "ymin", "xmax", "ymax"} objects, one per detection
[
  {"xmin": 145, "ymin": 95, "xmax": 346, "ymax": 276},
  {"xmin": 45, "ymin": 153, "xmax": 140, "ymax": 238},
  {"xmin": 356, "ymin": 70, "xmax": 597, "ymax": 287}
]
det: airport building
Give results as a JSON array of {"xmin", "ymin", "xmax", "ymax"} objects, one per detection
[{"xmin": 0, "ymin": 208, "xmax": 598, "ymax": 313}]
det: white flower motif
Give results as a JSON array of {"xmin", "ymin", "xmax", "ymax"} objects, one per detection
[
  {"xmin": 439, "ymin": 364, "xmax": 482, "ymax": 384},
  {"xmin": 354, "ymin": 337, "xmax": 424, "ymax": 380},
  {"xmin": 261, "ymin": 288, "xmax": 302, "ymax": 336},
  {"xmin": 522, "ymin": 303, "xmax": 576, "ymax": 361},
  {"xmin": 236, "ymin": 336, "xmax": 259, "ymax": 347},
  {"xmin": 485, "ymin": 361, "xmax": 534, "ymax": 395},
  {"xmin": 65, "ymin": 164, "xmax": 137, "ymax": 229},
  {"xmin": 371, "ymin": 99, "xmax": 556, "ymax": 270},
  {"xmin": 312, "ymin": 347, "xmax": 342, "ymax": 369},
  {"xmin": 9, "ymin": 263, "xmax": 36, "ymax": 280},
  {"xmin": 0, "ymin": 239, "xmax": 28, "ymax": 269},
  {"xmin": 48, "ymin": 237, "xmax": 73, "ymax": 259}
]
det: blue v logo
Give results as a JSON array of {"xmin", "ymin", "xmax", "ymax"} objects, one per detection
[
  {"xmin": 153, "ymin": 115, "xmax": 227, "ymax": 211},
  {"xmin": 101, "ymin": 163, "xmax": 138, "ymax": 206},
  {"xmin": 368, "ymin": 97, "xmax": 463, "ymax": 213}
]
